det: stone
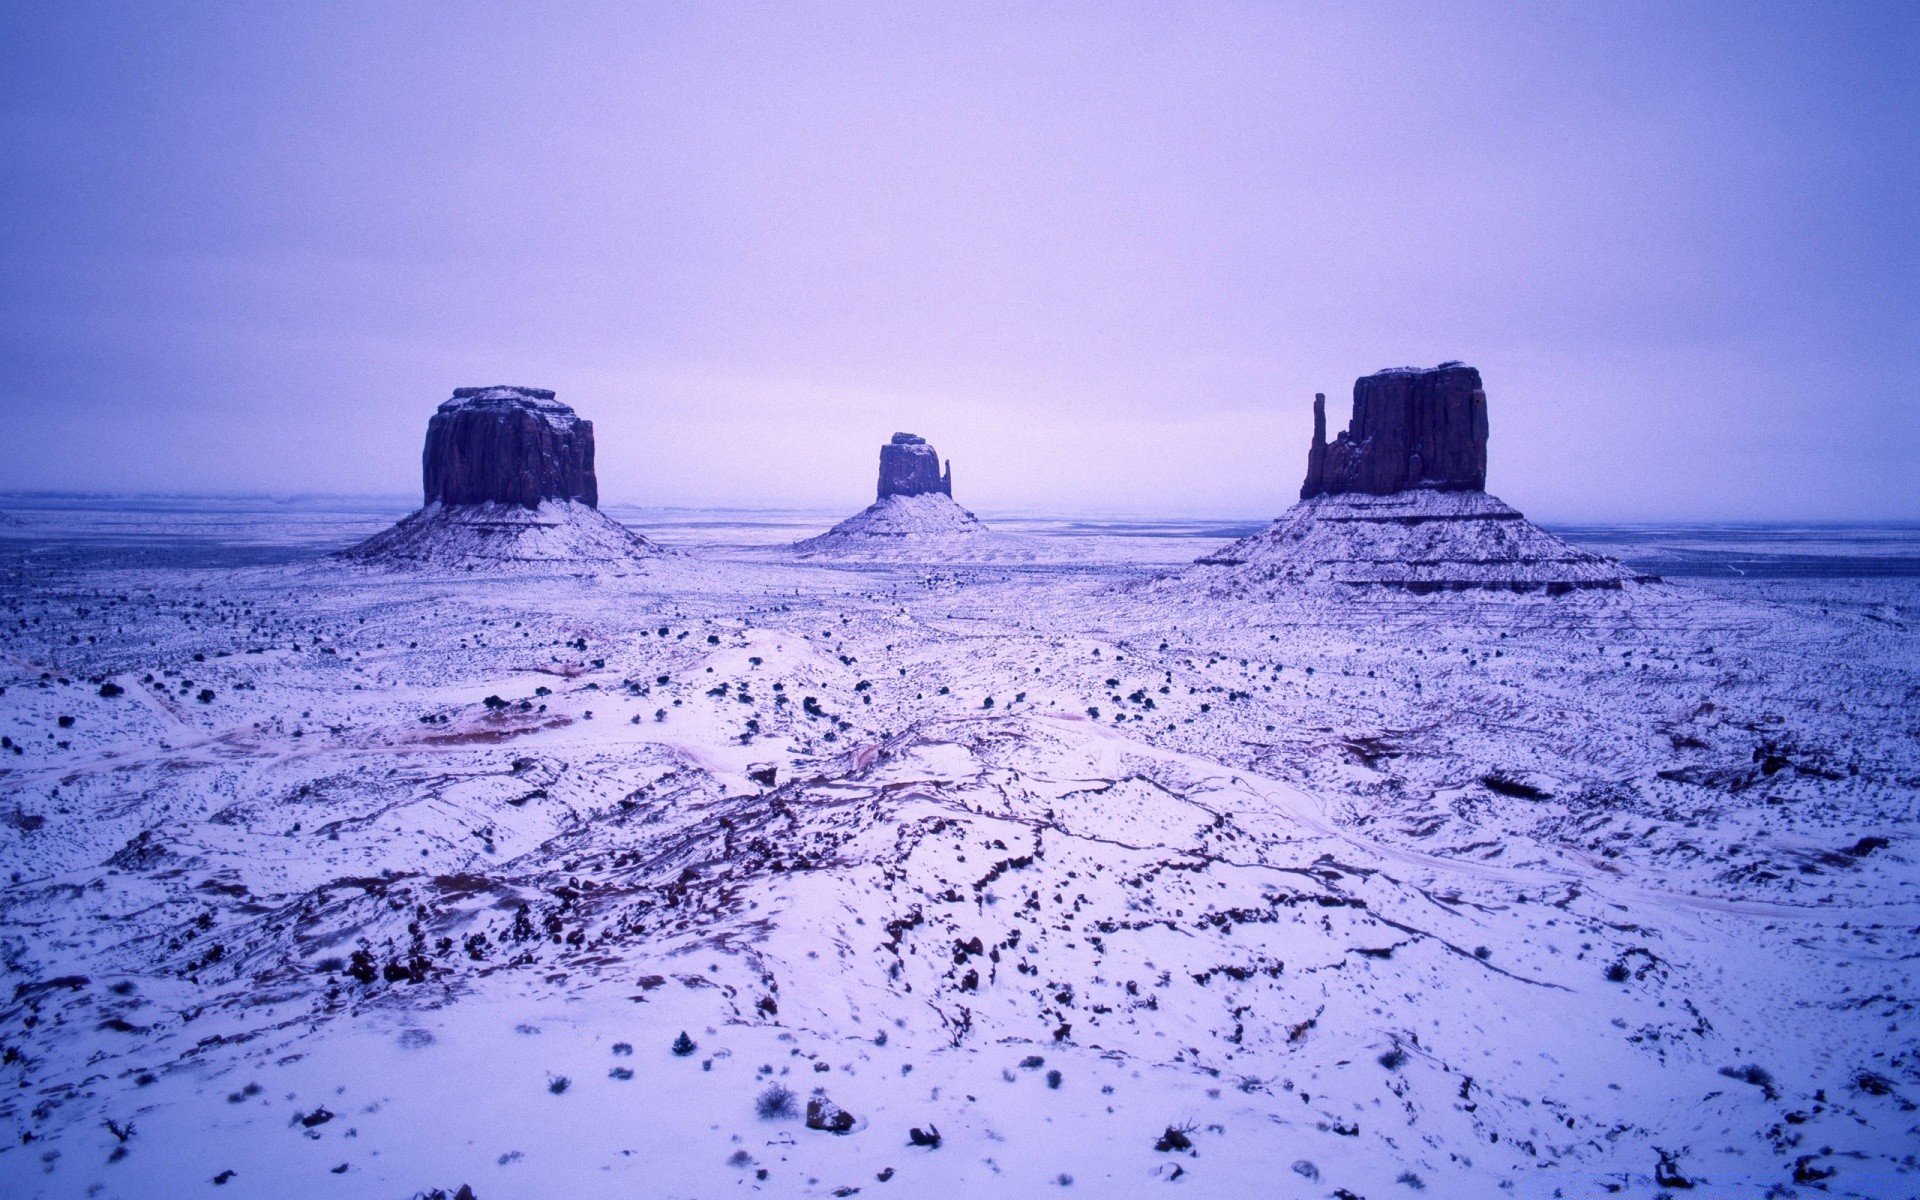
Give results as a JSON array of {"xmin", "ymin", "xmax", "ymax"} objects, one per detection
[
  {"xmin": 795, "ymin": 434, "xmax": 1047, "ymax": 560},
  {"xmin": 1301, "ymin": 363, "xmax": 1488, "ymax": 499},
  {"xmin": 877, "ymin": 433, "xmax": 951, "ymax": 500},
  {"xmin": 422, "ymin": 386, "xmax": 599, "ymax": 509},
  {"xmin": 804, "ymin": 1095, "xmax": 856, "ymax": 1134},
  {"xmin": 339, "ymin": 386, "xmax": 658, "ymax": 570},
  {"xmin": 1182, "ymin": 363, "xmax": 1651, "ymax": 595}
]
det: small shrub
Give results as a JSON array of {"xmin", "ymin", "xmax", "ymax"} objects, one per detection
[
  {"xmin": 756, "ymin": 1083, "xmax": 796, "ymax": 1119},
  {"xmin": 1379, "ymin": 1048, "xmax": 1407, "ymax": 1071},
  {"xmin": 1718, "ymin": 1064, "xmax": 1779, "ymax": 1101},
  {"xmin": 1480, "ymin": 771, "xmax": 1550, "ymax": 800},
  {"xmin": 1046, "ymin": 1069, "xmax": 1063, "ymax": 1089},
  {"xmin": 547, "ymin": 1075, "xmax": 570, "ymax": 1095},
  {"xmin": 672, "ymin": 1031, "xmax": 698, "ymax": 1057}
]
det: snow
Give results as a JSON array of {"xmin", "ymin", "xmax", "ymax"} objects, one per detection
[
  {"xmin": 1187, "ymin": 490, "xmax": 1646, "ymax": 594},
  {"xmin": 1, "ymin": 502, "xmax": 1916, "ymax": 1198},
  {"xmin": 439, "ymin": 387, "xmax": 580, "ymax": 428},
  {"xmin": 793, "ymin": 494, "xmax": 1046, "ymax": 562},
  {"xmin": 337, "ymin": 502, "xmax": 663, "ymax": 572}
]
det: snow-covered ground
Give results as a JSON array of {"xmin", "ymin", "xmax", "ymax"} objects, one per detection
[{"xmin": 1, "ymin": 502, "xmax": 1916, "ymax": 1199}]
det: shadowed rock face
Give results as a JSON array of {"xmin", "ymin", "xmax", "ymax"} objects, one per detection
[
  {"xmin": 1301, "ymin": 364, "xmax": 1488, "ymax": 499},
  {"xmin": 423, "ymin": 386, "xmax": 598, "ymax": 509},
  {"xmin": 877, "ymin": 433, "xmax": 952, "ymax": 500}
]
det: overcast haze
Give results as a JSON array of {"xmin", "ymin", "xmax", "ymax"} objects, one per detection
[{"xmin": 1, "ymin": 1, "xmax": 1914, "ymax": 520}]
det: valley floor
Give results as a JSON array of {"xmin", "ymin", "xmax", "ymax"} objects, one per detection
[{"xmin": 0, "ymin": 505, "xmax": 1916, "ymax": 1199}]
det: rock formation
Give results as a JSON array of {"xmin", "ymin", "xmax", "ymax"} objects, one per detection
[
  {"xmin": 1301, "ymin": 363, "xmax": 1487, "ymax": 499},
  {"xmin": 877, "ymin": 433, "xmax": 952, "ymax": 499},
  {"xmin": 340, "ymin": 387, "xmax": 658, "ymax": 571},
  {"xmin": 1189, "ymin": 364, "xmax": 1651, "ymax": 595},
  {"xmin": 423, "ymin": 387, "xmax": 599, "ymax": 508},
  {"xmin": 795, "ymin": 432, "xmax": 1021, "ymax": 560}
]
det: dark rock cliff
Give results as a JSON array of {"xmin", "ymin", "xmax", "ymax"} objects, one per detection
[
  {"xmin": 422, "ymin": 386, "xmax": 598, "ymax": 509},
  {"xmin": 1301, "ymin": 364, "xmax": 1488, "ymax": 499},
  {"xmin": 877, "ymin": 433, "xmax": 952, "ymax": 500}
]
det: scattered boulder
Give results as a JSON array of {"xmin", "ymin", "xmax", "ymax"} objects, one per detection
[{"xmin": 805, "ymin": 1095, "xmax": 856, "ymax": 1133}]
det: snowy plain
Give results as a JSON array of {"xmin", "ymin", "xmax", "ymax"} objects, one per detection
[{"xmin": 0, "ymin": 497, "xmax": 1916, "ymax": 1199}]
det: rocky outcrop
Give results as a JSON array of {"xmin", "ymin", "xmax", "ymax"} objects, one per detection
[
  {"xmin": 877, "ymin": 433, "xmax": 951, "ymax": 500},
  {"xmin": 341, "ymin": 386, "xmax": 658, "ymax": 570},
  {"xmin": 1183, "ymin": 363, "xmax": 1650, "ymax": 596},
  {"xmin": 794, "ymin": 433, "xmax": 1047, "ymax": 560},
  {"xmin": 1194, "ymin": 490, "xmax": 1644, "ymax": 594},
  {"xmin": 1301, "ymin": 364, "xmax": 1488, "ymax": 499},
  {"xmin": 423, "ymin": 387, "xmax": 598, "ymax": 509}
]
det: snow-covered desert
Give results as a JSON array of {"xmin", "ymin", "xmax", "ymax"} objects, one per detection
[
  {"xmin": 2, "ymin": 375, "xmax": 1916, "ymax": 1200},
  {"xmin": 6, "ymin": 3, "xmax": 1916, "ymax": 1195}
]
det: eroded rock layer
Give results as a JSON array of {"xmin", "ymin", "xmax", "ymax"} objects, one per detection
[
  {"xmin": 342, "ymin": 386, "xmax": 657, "ymax": 569},
  {"xmin": 423, "ymin": 386, "xmax": 599, "ymax": 509},
  {"xmin": 1193, "ymin": 490, "xmax": 1644, "ymax": 594},
  {"xmin": 1193, "ymin": 364, "xmax": 1646, "ymax": 594},
  {"xmin": 1302, "ymin": 363, "xmax": 1487, "ymax": 499},
  {"xmin": 877, "ymin": 433, "xmax": 952, "ymax": 499}
]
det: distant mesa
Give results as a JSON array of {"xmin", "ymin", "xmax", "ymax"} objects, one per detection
[
  {"xmin": 339, "ymin": 386, "xmax": 659, "ymax": 571},
  {"xmin": 1193, "ymin": 364, "xmax": 1654, "ymax": 595},
  {"xmin": 794, "ymin": 432, "xmax": 996, "ymax": 558},
  {"xmin": 878, "ymin": 432, "xmax": 952, "ymax": 499}
]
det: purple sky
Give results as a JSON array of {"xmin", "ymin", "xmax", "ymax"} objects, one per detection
[{"xmin": 2, "ymin": 2, "xmax": 1915, "ymax": 519}]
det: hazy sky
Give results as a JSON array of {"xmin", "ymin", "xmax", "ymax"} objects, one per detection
[{"xmin": 1, "ymin": 1, "xmax": 1915, "ymax": 519}]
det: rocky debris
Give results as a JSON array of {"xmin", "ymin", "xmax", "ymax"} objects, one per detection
[
  {"xmin": 877, "ymin": 433, "xmax": 951, "ymax": 500},
  {"xmin": 424, "ymin": 386, "xmax": 599, "ymax": 509},
  {"xmin": 340, "ymin": 386, "xmax": 658, "ymax": 569},
  {"xmin": 1302, "ymin": 364, "xmax": 1488, "ymax": 499},
  {"xmin": 1188, "ymin": 365, "xmax": 1647, "ymax": 594}
]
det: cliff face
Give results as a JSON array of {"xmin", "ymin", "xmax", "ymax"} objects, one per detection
[
  {"xmin": 422, "ymin": 386, "xmax": 598, "ymax": 509},
  {"xmin": 1301, "ymin": 364, "xmax": 1488, "ymax": 499},
  {"xmin": 877, "ymin": 433, "xmax": 952, "ymax": 500}
]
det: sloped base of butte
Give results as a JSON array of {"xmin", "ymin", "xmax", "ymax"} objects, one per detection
[
  {"xmin": 1192, "ymin": 489, "xmax": 1651, "ymax": 594},
  {"xmin": 337, "ymin": 500, "xmax": 661, "ymax": 572},
  {"xmin": 793, "ymin": 492, "xmax": 1027, "ymax": 560}
]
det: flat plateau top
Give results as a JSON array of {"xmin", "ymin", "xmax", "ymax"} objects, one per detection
[{"xmin": 438, "ymin": 386, "xmax": 574, "ymax": 418}]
